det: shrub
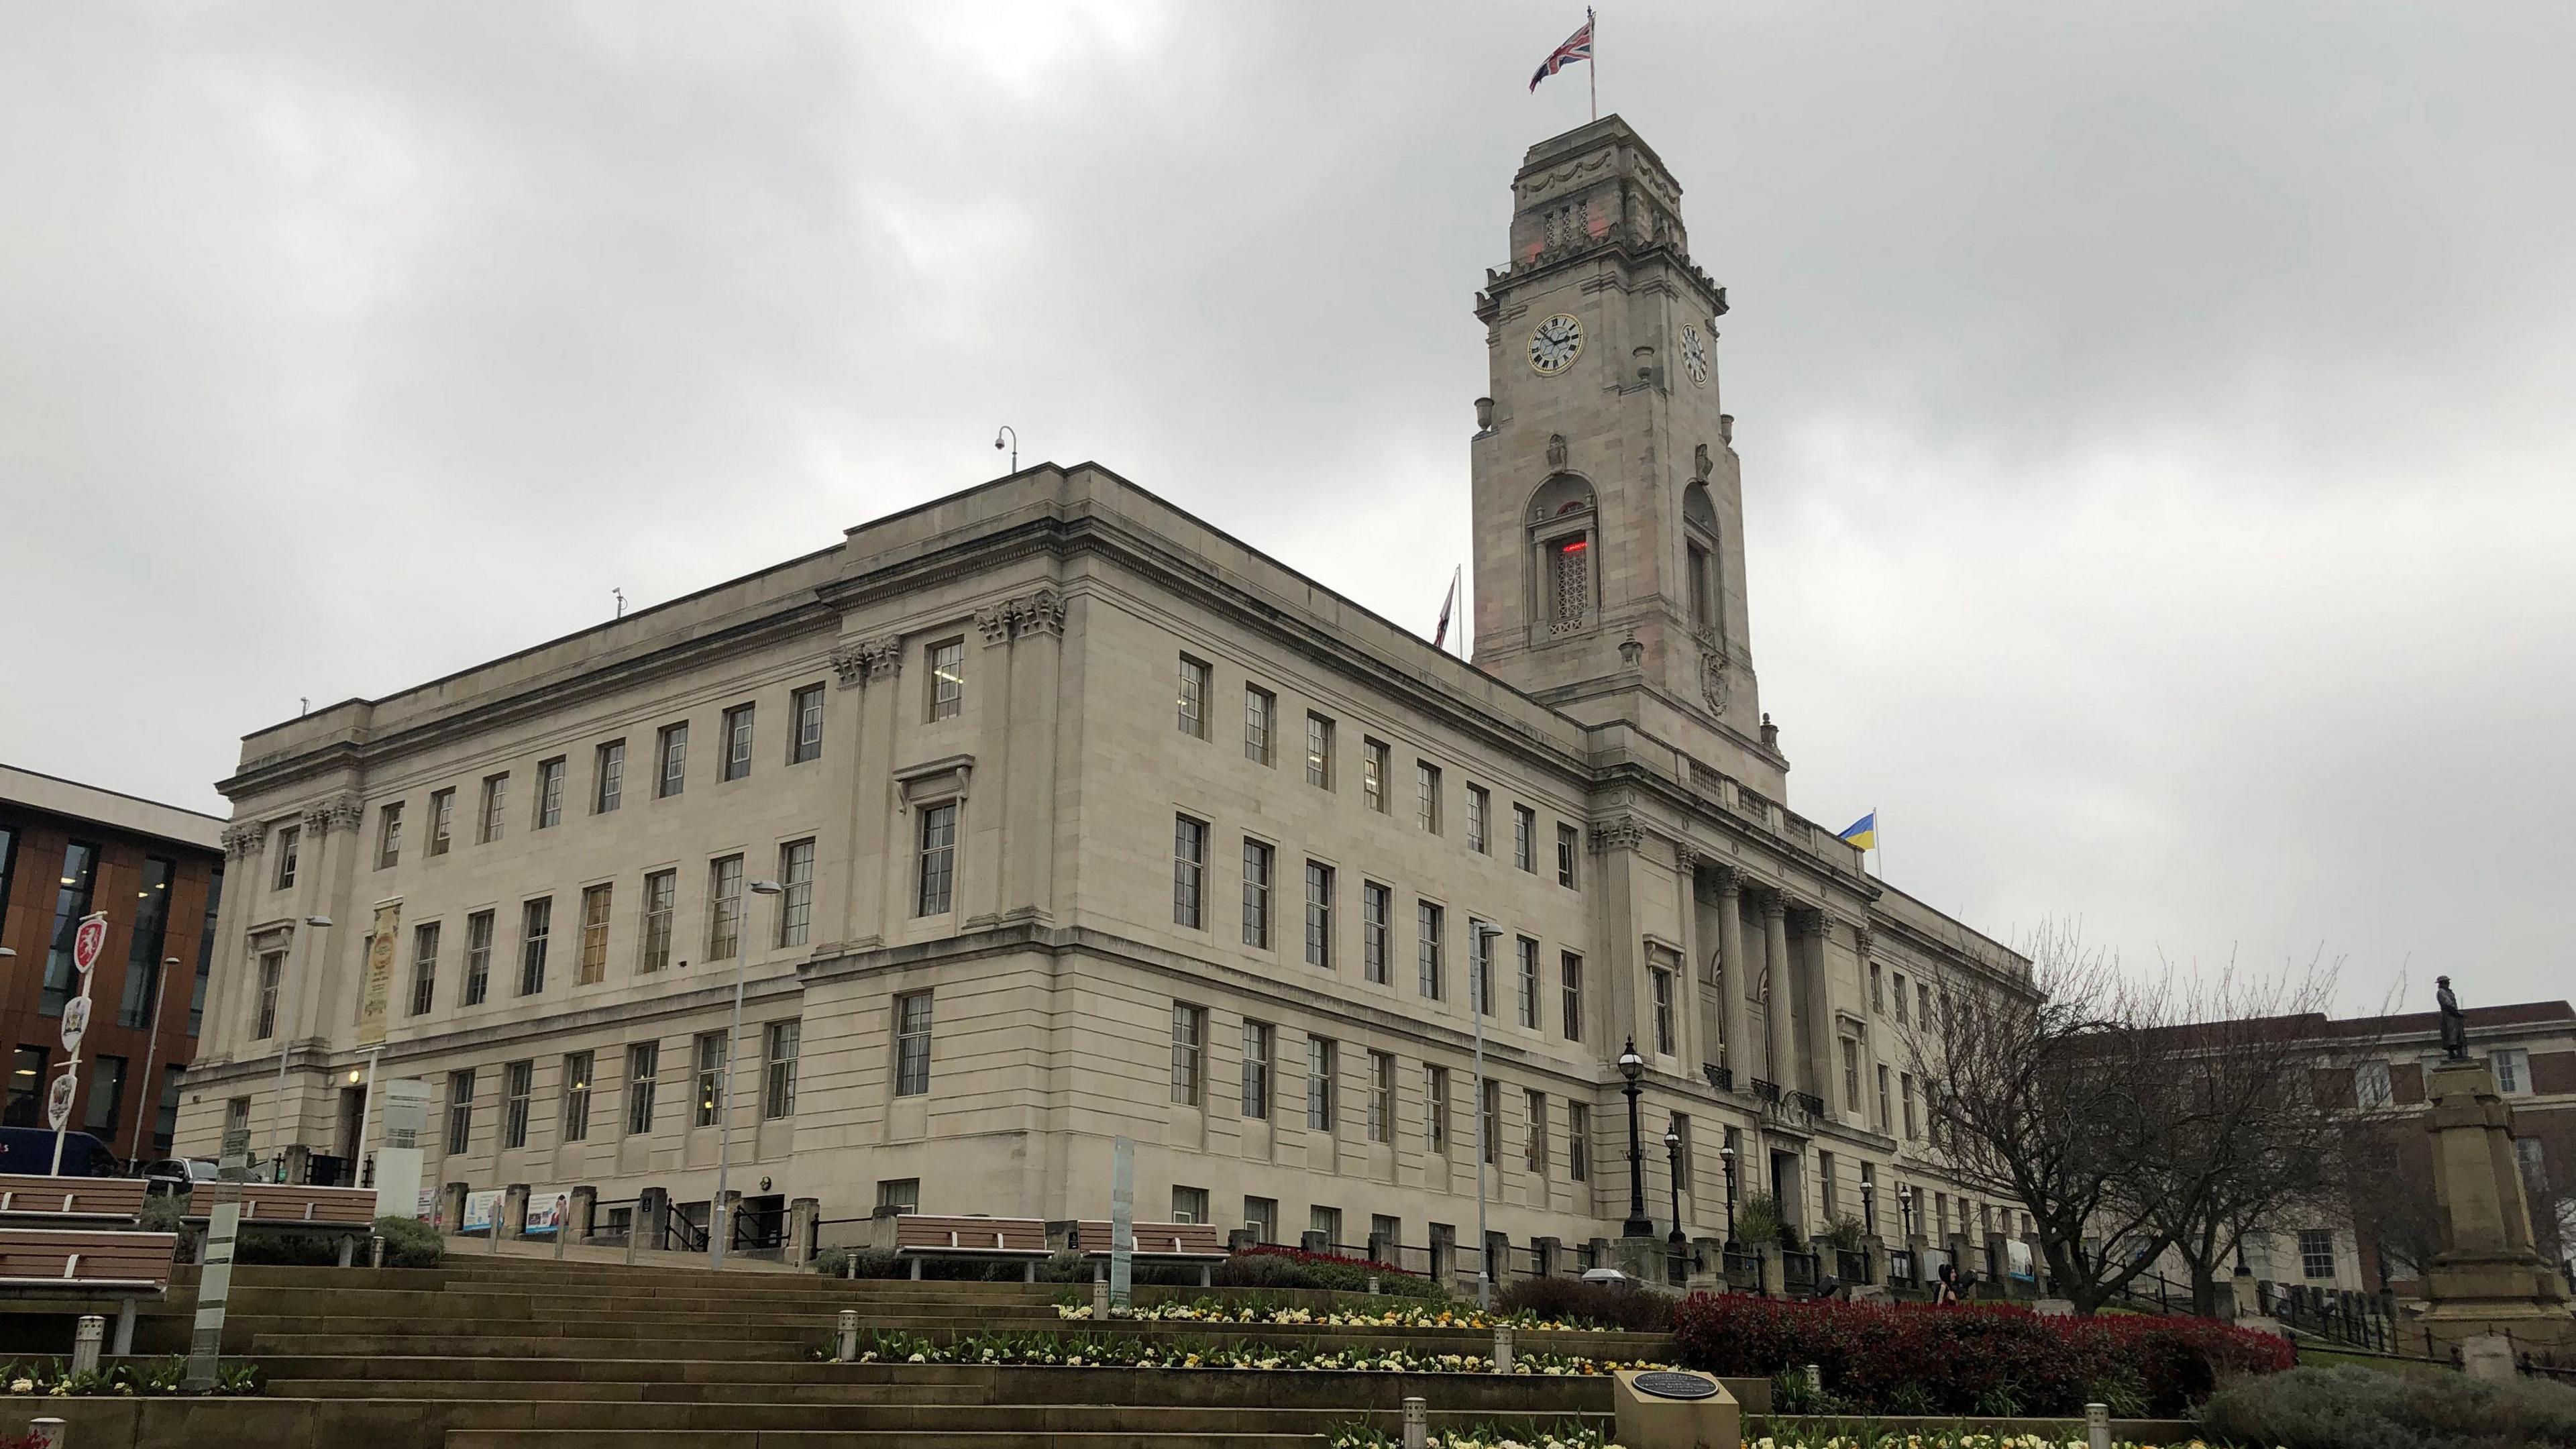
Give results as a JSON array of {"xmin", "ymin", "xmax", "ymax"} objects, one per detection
[
  {"xmin": 811, "ymin": 1247, "xmax": 906, "ymax": 1279},
  {"xmin": 374, "ymin": 1214, "xmax": 443, "ymax": 1267},
  {"xmin": 233, "ymin": 1228, "xmax": 340, "ymax": 1266},
  {"xmin": 1670, "ymin": 1293, "xmax": 2291, "ymax": 1417},
  {"xmin": 1493, "ymin": 1276, "xmax": 1678, "ymax": 1332},
  {"xmin": 1214, "ymin": 1246, "xmax": 1445, "ymax": 1300},
  {"xmin": 139, "ymin": 1193, "xmax": 184, "ymax": 1234},
  {"xmin": 1737, "ymin": 1192, "xmax": 1793, "ymax": 1250},
  {"xmin": 2198, "ymin": 1362, "xmax": 2576, "ymax": 1449}
]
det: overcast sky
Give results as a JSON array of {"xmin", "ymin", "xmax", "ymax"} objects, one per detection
[{"xmin": 5, "ymin": 2, "xmax": 2570, "ymax": 1014}]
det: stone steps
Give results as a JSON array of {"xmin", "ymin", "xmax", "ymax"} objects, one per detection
[{"xmin": 444, "ymin": 1432, "xmax": 1320, "ymax": 1449}]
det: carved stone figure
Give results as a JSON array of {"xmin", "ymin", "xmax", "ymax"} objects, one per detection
[{"xmin": 2436, "ymin": 975, "xmax": 2468, "ymax": 1061}]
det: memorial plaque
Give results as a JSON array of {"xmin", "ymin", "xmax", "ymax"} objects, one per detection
[{"xmin": 1633, "ymin": 1371, "xmax": 1721, "ymax": 1400}]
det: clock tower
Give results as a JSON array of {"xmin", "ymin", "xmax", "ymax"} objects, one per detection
[{"xmin": 1468, "ymin": 116, "xmax": 1782, "ymax": 794}]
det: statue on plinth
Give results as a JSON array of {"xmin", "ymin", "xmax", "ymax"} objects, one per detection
[{"xmin": 2436, "ymin": 976, "xmax": 2469, "ymax": 1061}]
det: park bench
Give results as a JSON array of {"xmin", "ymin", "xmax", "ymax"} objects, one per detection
[
  {"xmin": 186, "ymin": 1183, "xmax": 379, "ymax": 1266},
  {"xmin": 890, "ymin": 1214, "xmax": 1051, "ymax": 1281},
  {"xmin": 0, "ymin": 1228, "xmax": 177, "ymax": 1354},
  {"xmin": 0, "ymin": 1173, "xmax": 148, "ymax": 1226},
  {"xmin": 1066, "ymin": 1220, "xmax": 1228, "ymax": 1287}
]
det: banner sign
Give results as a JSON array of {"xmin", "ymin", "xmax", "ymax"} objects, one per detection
[
  {"xmin": 525, "ymin": 1189, "xmax": 572, "ymax": 1236},
  {"xmin": 417, "ymin": 1185, "xmax": 439, "ymax": 1224},
  {"xmin": 44, "ymin": 1070, "xmax": 76, "ymax": 1132},
  {"xmin": 69, "ymin": 914, "xmax": 107, "ymax": 975},
  {"xmin": 462, "ymin": 1189, "xmax": 504, "ymax": 1234},
  {"xmin": 357, "ymin": 900, "xmax": 400, "ymax": 1049},
  {"xmin": 58, "ymin": 997, "xmax": 89, "ymax": 1056}
]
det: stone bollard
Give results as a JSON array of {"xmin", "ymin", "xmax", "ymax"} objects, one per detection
[
  {"xmin": 1805, "ymin": 1362, "xmax": 1823, "ymax": 1394},
  {"xmin": 25, "ymin": 1417, "xmax": 64, "ymax": 1448},
  {"xmin": 2085, "ymin": 1401, "xmax": 2110, "ymax": 1449},
  {"xmin": 1091, "ymin": 1271, "xmax": 1110, "ymax": 1320},
  {"xmin": 1492, "ymin": 1324, "xmax": 1514, "ymax": 1375},
  {"xmin": 72, "ymin": 1316, "xmax": 104, "ymax": 1375},
  {"xmin": 370, "ymin": 1235, "xmax": 386, "ymax": 1269},
  {"xmin": 1366, "ymin": 1273, "xmax": 1381, "ymax": 1296},
  {"xmin": 835, "ymin": 1309, "xmax": 859, "ymax": 1363},
  {"xmin": 1401, "ymin": 1395, "xmax": 1427, "ymax": 1449}
]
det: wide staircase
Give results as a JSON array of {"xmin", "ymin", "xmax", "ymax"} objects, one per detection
[{"xmin": 38, "ymin": 1253, "xmax": 1708, "ymax": 1448}]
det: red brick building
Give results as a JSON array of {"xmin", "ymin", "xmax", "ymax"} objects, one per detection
[{"xmin": 0, "ymin": 765, "xmax": 224, "ymax": 1166}]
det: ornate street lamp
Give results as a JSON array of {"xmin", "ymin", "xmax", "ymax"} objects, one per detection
[
  {"xmin": 1664, "ymin": 1122, "xmax": 1688, "ymax": 1283},
  {"xmin": 1898, "ymin": 1183, "xmax": 1916, "ymax": 1241},
  {"xmin": 1720, "ymin": 1143, "xmax": 1739, "ymax": 1249},
  {"xmin": 1619, "ymin": 1038, "xmax": 1653, "ymax": 1237}
]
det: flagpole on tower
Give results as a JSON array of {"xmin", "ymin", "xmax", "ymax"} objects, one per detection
[{"xmin": 1588, "ymin": 8, "xmax": 1598, "ymax": 121}]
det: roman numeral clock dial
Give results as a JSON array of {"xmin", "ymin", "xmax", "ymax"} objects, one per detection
[
  {"xmin": 1527, "ymin": 313, "xmax": 1583, "ymax": 376},
  {"xmin": 1680, "ymin": 323, "xmax": 1709, "ymax": 387}
]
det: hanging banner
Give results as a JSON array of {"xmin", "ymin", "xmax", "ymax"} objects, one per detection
[
  {"xmin": 525, "ymin": 1189, "xmax": 572, "ymax": 1236},
  {"xmin": 44, "ymin": 1070, "xmax": 76, "ymax": 1132},
  {"xmin": 356, "ymin": 899, "xmax": 401, "ymax": 1050},
  {"xmin": 58, "ymin": 997, "xmax": 90, "ymax": 1057},
  {"xmin": 462, "ymin": 1189, "xmax": 504, "ymax": 1234},
  {"xmin": 70, "ymin": 913, "xmax": 107, "ymax": 975}
]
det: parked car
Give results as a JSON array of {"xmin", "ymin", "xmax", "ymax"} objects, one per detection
[
  {"xmin": 141, "ymin": 1157, "xmax": 222, "ymax": 1195},
  {"xmin": 0, "ymin": 1126, "xmax": 118, "ymax": 1177}
]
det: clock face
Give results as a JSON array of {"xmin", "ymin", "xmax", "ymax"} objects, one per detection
[
  {"xmin": 1679, "ymin": 323, "xmax": 1709, "ymax": 387},
  {"xmin": 1528, "ymin": 313, "xmax": 1584, "ymax": 375}
]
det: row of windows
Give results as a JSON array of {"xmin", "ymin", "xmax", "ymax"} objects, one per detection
[
  {"xmin": 289, "ymin": 684, "xmax": 837, "ymax": 892},
  {"xmin": 1, "ymin": 828, "xmax": 213, "ymax": 1038},
  {"xmin": 1173, "ymin": 656, "xmax": 1582, "ymax": 886},
  {"xmin": 0, "ymin": 1044, "xmax": 184, "ymax": 1152}
]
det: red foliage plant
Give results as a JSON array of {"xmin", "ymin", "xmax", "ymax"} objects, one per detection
[
  {"xmin": 1238, "ymin": 1244, "xmax": 1428, "ymax": 1278},
  {"xmin": 1670, "ymin": 1293, "xmax": 2293, "ymax": 1417}
]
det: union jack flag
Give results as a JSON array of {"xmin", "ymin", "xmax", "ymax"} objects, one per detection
[{"xmin": 1529, "ymin": 11, "xmax": 1595, "ymax": 93}]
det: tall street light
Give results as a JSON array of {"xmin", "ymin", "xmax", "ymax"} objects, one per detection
[
  {"xmin": 1663, "ymin": 1122, "xmax": 1688, "ymax": 1284},
  {"xmin": 710, "ymin": 879, "xmax": 784, "ymax": 1269},
  {"xmin": 1470, "ymin": 924, "xmax": 1500, "ymax": 1309},
  {"xmin": 1618, "ymin": 1038, "xmax": 1652, "ymax": 1237},
  {"xmin": 1720, "ymin": 1142, "xmax": 1739, "ymax": 1254},
  {"xmin": 270, "ymin": 916, "xmax": 333, "ymax": 1180}
]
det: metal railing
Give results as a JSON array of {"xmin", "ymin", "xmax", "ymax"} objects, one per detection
[
  {"xmin": 663, "ymin": 1208, "xmax": 708, "ymax": 1254},
  {"xmin": 1701, "ymin": 1063, "xmax": 1734, "ymax": 1092},
  {"xmin": 1781, "ymin": 1249, "xmax": 1819, "ymax": 1294},
  {"xmin": 1836, "ymin": 1248, "xmax": 1872, "ymax": 1286},
  {"xmin": 1887, "ymin": 1248, "xmax": 1917, "ymax": 1288},
  {"xmin": 1748, "ymin": 1078, "xmax": 1782, "ymax": 1105},
  {"xmin": 1723, "ymin": 1246, "xmax": 1764, "ymax": 1293},
  {"xmin": 731, "ymin": 1201, "xmax": 787, "ymax": 1254},
  {"xmin": 2259, "ymin": 1279, "xmax": 2394, "ymax": 1353},
  {"xmin": 586, "ymin": 1197, "xmax": 639, "ymax": 1246}
]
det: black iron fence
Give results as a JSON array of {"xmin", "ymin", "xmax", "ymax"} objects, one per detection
[
  {"xmin": 2260, "ymin": 1279, "xmax": 2394, "ymax": 1353},
  {"xmin": 1782, "ymin": 1249, "xmax": 1819, "ymax": 1295}
]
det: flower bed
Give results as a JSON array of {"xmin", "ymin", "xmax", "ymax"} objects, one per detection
[
  {"xmin": 815, "ymin": 1328, "xmax": 1668, "ymax": 1375},
  {"xmin": 3, "ymin": 1357, "xmax": 262, "ymax": 1397},
  {"xmin": 1743, "ymin": 1436, "xmax": 2220, "ymax": 1449},
  {"xmin": 1672, "ymin": 1295, "xmax": 2291, "ymax": 1417},
  {"xmin": 1328, "ymin": 1423, "xmax": 1622, "ymax": 1448},
  {"xmin": 1051, "ymin": 1294, "xmax": 1607, "ymax": 1332}
]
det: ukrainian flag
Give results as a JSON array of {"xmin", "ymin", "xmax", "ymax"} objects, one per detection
[{"xmin": 1837, "ymin": 811, "xmax": 1877, "ymax": 851}]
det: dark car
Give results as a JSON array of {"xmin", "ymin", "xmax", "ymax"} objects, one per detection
[
  {"xmin": 0, "ymin": 1126, "xmax": 119, "ymax": 1177},
  {"xmin": 141, "ymin": 1157, "xmax": 222, "ymax": 1195}
]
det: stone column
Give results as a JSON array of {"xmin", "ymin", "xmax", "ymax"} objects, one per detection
[
  {"xmin": 1713, "ymin": 869, "xmax": 1750, "ymax": 1077},
  {"xmin": 1759, "ymin": 893, "xmax": 1790, "ymax": 1089},
  {"xmin": 1796, "ymin": 912, "xmax": 1837, "ymax": 1105},
  {"xmin": 1000, "ymin": 589, "xmax": 1067, "ymax": 923},
  {"xmin": 1674, "ymin": 845, "xmax": 1704, "ymax": 1071},
  {"xmin": 789, "ymin": 1197, "xmax": 820, "ymax": 1267},
  {"xmin": 850, "ymin": 638, "xmax": 904, "ymax": 943},
  {"xmin": 962, "ymin": 603, "xmax": 1017, "ymax": 926}
]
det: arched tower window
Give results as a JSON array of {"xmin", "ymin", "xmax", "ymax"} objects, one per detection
[
  {"xmin": 1527, "ymin": 474, "xmax": 1597, "ymax": 636},
  {"xmin": 1682, "ymin": 481, "xmax": 1721, "ymax": 639}
]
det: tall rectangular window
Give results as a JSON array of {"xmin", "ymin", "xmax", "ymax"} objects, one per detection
[
  {"xmin": 720, "ymin": 704, "xmax": 755, "ymax": 781},
  {"xmin": 1870, "ymin": 961, "xmax": 1884, "ymax": 1016},
  {"xmin": 42, "ymin": 842, "xmax": 101, "ymax": 1016},
  {"xmin": 253, "ymin": 951, "xmax": 282, "ymax": 1038},
  {"xmin": 1901, "ymin": 1070, "xmax": 1918, "ymax": 1140},
  {"xmin": 625, "ymin": 1042, "xmax": 659, "ymax": 1135},
  {"xmin": 1513, "ymin": 804, "xmax": 1536, "ymax": 871},
  {"xmin": 1840, "ymin": 1036, "xmax": 1862, "ymax": 1113},
  {"xmin": 1366, "ymin": 1050, "xmax": 1395, "ymax": 1142},
  {"xmin": 928, "ymin": 641, "xmax": 965, "ymax": 720},
  {"xmin": 535, "ymin": 757, "xmax": 565, "ymax": 828},
  {"xmin": 790, "ymin": 684, "xmax": 825, "ymax": 763},
  {"xmin": 1892, "ymin": 971, "xmax": 1909, "ymax": 1025},
  {"xmin": 693, "ymin": 1032, "xmax": 726, "ymax": 1127},
  {"xmin": 916, "ymin": 803, "xmax": 957, "ymax": 916},
  {"xmin": 376, "ymin": 804, "xmax": 403, "ymax": 869},
  {"xmin": 1175, "ymin": 655, "xmax": 1209, "ymax": 737},
  {"xmin": 1516, "ymin": 936, "xmax": 1540, "ymax": 1028},
  {"xmin": 562, "ymin": 1051, "xmax": 594, "ymax": 1142},
  {"xmin": 594, "ymin": 740, "xmax": 625, "ymax": 813},
  {"xmin": 1302, "ymin": 861, "xmax": 1333, "ymax": 969},
  {"xmin": 764, "ymin": 1019, "xmax": 800, "ymax": 1118},
  {"xmin": 1243, "ymin": 685, "xmax": 1275, "ymax": 765},
  {"xmin": 894, "ymin": 992, "xmax": 932, "ymax": 1096},
  {"xmin": 777, "ymin": 839, "xmax": 815, "ymax": 947},
  {"xmin": 188, "ymin": 861, "xmax": 222, "ymax": 1035},
  {"xmin": 1425, "ymin": 1065, "xmax": 1450, "ymax": 1155},
  {"xmin": 478, "ymin": 775, "xmax": 507, "ymax": 844},
  {"xmin": 1362, "ymin": 739, "xmax": 1389, "ymax": 812},
  {"xmin": 640, "ymin": 870, "xmax": 676, "ymax": 973},
  {"xmin": 657, "ymin": 722, "xmax": 688, "ymax": 798},
  {"xmin": 1169, "ymin": 1003, "xmax": 1206, "ymax": 1106},
  {"xmin": 408, "ymin": 921, "xmax": 439, "ymax": 1016},
  {"xmin": 445, "ymin": 1069, "xmax": 474, "ymax": 1155},
  {"xmin": 1560, "ymin": 953, "xmax": 1584, "ymax": 1040},
  {"xmin": 153, "ymin": 1066, "xmax": 183, "ymax": 1157},
  {"xmin": 1361, "ymin": 882, "xmax": 1391, "ymax": 985},
  {"xmin": 1415, "ymin": 901, "xmax": 1444, "ymax": 1000},
  {"xmin": 2493, "ymin": 1049, "xmax": 2530, "ymax": 1093},
  {"xmin": 1305, "ymin": 713, "xmax": 1334, "ymax": 789},
  {"xmin": 1549, "ymin": 536, "xmax": 1589, "ymax": 627},
  {"xmin": 877, "ymin": 1179, "xmax": 921, "ymax": 1216},
  {"xmin": 708, "ymin": 855, "xmax": 745, "ymax": 958},
  {"xmin": 1306, "ymin": 1036, "xmax": 1337, "ymax": 1132},
  {"xmin": 273, "ymin": 826, "xmax": 299, "ymax": 890},
  {"xmin": 502, "ymin": 1061, "xmax": 533, "ymax": 1149},
  {"xmin": 1651, "ymin": 966, "xmax": 1675, "ymax": 1054},
  {"xmin": 578, "ymin": 884, "xmax": 612, "ymax": 985},
  {"xmin": 519, "ymin": 896, "xmax": 552, "ymax": 996},
  {"xmin": 428, "ymin": 789, "xmax": 455, "ymax": 855},
  {"xmin": 1556, "ymin": 824, "xmax": 1578, "ymax": 888},
  {"xmin": 1876, "ymin": 1064, "xmax": 1892, "ymax": 1131},
  {"xmin": 2299, "ymin": 1228, "xmax": 2336, "ymax": 1280},
  {"xmin": 1240, "ymin": 838, "xmax": 1274, "ymax": 949},
  {"xmin": 1466, "ymin": 786, "xmax": 1490, "ymax": 854},
  {"xmin": 1481, "ymin": 1078, "xmax": 1501, "ymax": 1165},
  {"xmin": 1469, "ymin": 920, "xmax": 1494, "ymax": 1016},
  {"xmin": 463, "ymin": 910, "xmax": 494, "ymax": 1006},
  {"xmin": 1525, "ymin": 1089, "xmax": 1549, "ymax": 1173},
  {"xmin": 117, "ymin": 856, "xmax": 175, "ymax": 1028},
  {"xmin": 1240, "ymin": 1020, "xmax": 1273, "ymax": 1120},
  {"xmin": 1171, "ymin": 816, "xmax": 1207, "ymax": 928},
  {"xmin": 1687, "ymin": 543, "xmax": 1713, "ymax": 632},
  {"xmin": 1415, "ymin": 761, "xmax": 1442, "ymax": 833},
  {"xmin": 1568, "ymin": 1101, "xmax": 1591, "ymax": 1180}
]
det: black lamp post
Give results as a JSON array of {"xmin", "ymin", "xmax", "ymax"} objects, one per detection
[
  {"xmin": 1664, "ymin": 1123, "xmax": 1688, "ymax": 1282},
  {"xmin": 1898, "ymin": 1183, "xmax": 1915, "ymax": 1241},
  {"xmin": 1719, "ymin": 1144, "xmax": 1739, "ymax": 1249},
  {"xmin": 1619, "ymin": 1038, "xmax": 1654, "ymax": 1237}
]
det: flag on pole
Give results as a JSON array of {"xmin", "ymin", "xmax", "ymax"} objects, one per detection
[
  {"xmin": 1528, "ymin": 10, "xmax": 1595, "ymax": 93},
  {"xmin": 1432, "ymin": 566, "xmax": 1462, "ymax": 650},
  {"xmin": 1837, "ymin": 810, "xmax": 1878, "ymax": 851}
]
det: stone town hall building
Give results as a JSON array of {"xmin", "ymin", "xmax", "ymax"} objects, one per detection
[{"xmin": 177, "ymin": 117, "xmax": 2030, "ymax": 1266}]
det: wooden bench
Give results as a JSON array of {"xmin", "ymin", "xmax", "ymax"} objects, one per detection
[
  {"xmin": 0, "ymin": 1174, "xmax": 148, "ymax": 1226},
  {"xmin": 0, "ymin": 1228, "xmax": 177, "ymax": 1354},
  {"xmin": 186, "ymin": 1183, "xmax": 378, "ymax": 1266},
  {"xmin": 1066, "ymin": 1220, "xmax": 1229, "ymax": 1287},
  {"xmin": 890, "ymin": 1214, "xmax": 1051, "ymax": 1282}
]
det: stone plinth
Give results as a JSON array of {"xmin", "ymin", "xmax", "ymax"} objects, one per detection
[
  {"xmin": 1613, "ymin": 1369, "xmax": 1740, "ymax": 1449},
  {"xmin": 2416, "ymin": 1059, "xmax": 2576, "ymax": 1356}
]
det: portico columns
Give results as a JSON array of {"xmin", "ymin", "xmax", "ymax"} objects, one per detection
[
  {"xmin": 1760, "ymin": 892, "xmax": 1790, "ymax": 1089},
  {"xmin": 1713, "ymin": 869, "xmax": 1750, "ymax": 1077}
]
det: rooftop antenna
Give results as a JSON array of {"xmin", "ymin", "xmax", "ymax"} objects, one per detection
[
  {"xmin": 994, "ymin": 425, "xmax": 1018, "ymax": 473},
  {"xmin": 613, "ymin": 587, "xmax": 626, "ymax": 620},
  {"xmin": 299, "ymin": 698, "xmax": 309, "ymax": 716}
]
